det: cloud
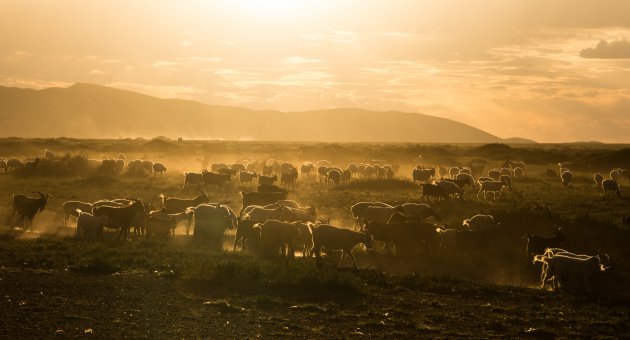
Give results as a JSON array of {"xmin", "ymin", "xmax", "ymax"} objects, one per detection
[
  {"xmin": 580, "ymin": 39, "xmax": 630, "ymax": 59},
  {"xmin": 283, "ymin": 56, "xmax": 322, "ymax": 64}
]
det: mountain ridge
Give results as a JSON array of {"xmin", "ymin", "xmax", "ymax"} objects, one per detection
[{"xmin": 0, "ymin": 83, "xmax": 536, "ymax": 143}]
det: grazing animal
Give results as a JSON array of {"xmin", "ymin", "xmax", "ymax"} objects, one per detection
[
  {"xmin": 437, "ymin": 181, "xmax": 464, "ymax": 199},
  {"xmin": 160, "ymin": 193, "xmax": 209, "ymax": 213},
  {"xmin": 183, "ymin": 172, "xmax": 204, "ymax": 190},
  {"xmin": 602, "ymin": 179, "xmax": 621, "ymax": 199},
  {"xmin": 279, "ymin": 206, "xmax": 317, "ymax": 222},
  {"xmin": 364, "ymin": 221, "xmax": 437, "ymax": 254},
  {"xmin": 281, "ymin": 171, "xmax": 298, "ymax": 189},
  {"xmin": 259, "ymin": 175, "xmax": 278, "ymax": 185},
  {"xmin": 513, "ymin": 167, "xmax": 524, "ymax": 178},
  {"xmin": 413, "ymin": 167, "xmax": 435, "ymax": 182},
  {"xmin": 7, "ymin": 158, "xmax": 24, "ymax": 170},
  {"xmin": 462, "ymin": 214, "xmax": 498, "ymax": 231},
  {"xmin": 240, "ymin": 190, "xmax": 288, "ymax": 215},
  {"xmin": 244, "ymin": 205, "xmax": 284, "ymax": 222},
  {"xmin": 400, "ymin": 203, "xmax": 441, "ymax": 221},
  {"xmin": 422, "ymin": 183, "xmax": 446, "ymax": 201},
  {"xmin": 310, "ymin": 224, "xmax": 374, "ymax": 269},
  {"xmin": 62, "ymin": 201, "xmax": 94, "ymax": 227},
  {"xmin": 534, "ymin": 252, "xmax": 609, "ymax": 292},
  {"xmin": 594, "ymin": 173, "xmax": 604, "ymax": 189},
  {"xmin": 610, "ymin": 169, "xmax": 620, "ymax": 182},
  {"xmin": 525, "ymin": 228, "xmax": 567, "ymax": 258},
  {"xmin": 259, "ymin": 220, "xmax": 301, "ymax": 257},
  {"xmin": 350, "ymin": 202, "xmax": 393, "ymax": 228},
  {"xmin": 488, "ymin": 169, "xmax": 501, "ymax": 181},
  {"xmin": 152, "ymin": 163, "xmax": 167, "ymax": 175},
  {"xmin": 561, "ymin": 170, "xmax": 574, "ymax": 186},
  {"xmin": 300, "ymin": 163, "xmax": 315, "ymax": 176},
  {"xmin": 0, "ymin": 159, "xmax": 7, "ymax": 172},
  {"xmin": 11, "ymin": 191, "xmax": 50, "ymax": 231},
  {"xmin": 93, "ymin": 199, "xmax": 145, "ymax": 241},
  {"xmin": 202, "ymin": 171, "xmax": 231, "ymax": 191},
  {"xmin": 363, "ymin": 205, "xmax": 403, "ymax": 224},
  {"xmin": 327, "ymin": 169, "xmax": 342, "ymax": 186},
  {"xmin": 239, "ymin": 171, "xmax": 257, "ymax": 185},
  {"xmin": 233, "ymin": 219, "xmax": 259, "ymax": 251},
  {"xmin": 477, "ymin": 179, "xmax": 508, "ymax": 200},
  {"xmin": 191, "ymin": 204, "xmax": 237, "ymax": 249},
  {"xmin": 75, "ymin": 209, "xmax": 107, "ymax": 241}
]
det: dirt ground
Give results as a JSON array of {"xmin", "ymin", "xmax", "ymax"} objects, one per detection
[{"xmin": 1, "ymin": 266, "xmax": 629, "ymax": 338}]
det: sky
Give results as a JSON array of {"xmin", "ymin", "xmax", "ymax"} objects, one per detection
[{"xmin": 1, "ymin": 0, "xmax": 630, "ymax": 142}]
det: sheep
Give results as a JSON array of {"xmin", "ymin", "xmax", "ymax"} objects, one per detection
[
  {"xmin": 421, "ymin": 183, "xmax": 446, "ymax": 201},
  {"xmin": 259, "ymin": 175, "xmax": 278, "ymax": 185},
  {"xmin": 114, "ymin": 158, "xmax": 125, "ymax": 173},
  {"xmin": 127, "ymin": 159, "xmax": 144, "ymax": 175},
  {"xmin": 145, "ymin": 215, "xmax": 176, "ymax": 240},
  {"xmin": 142, "ymin": 160, "xmax": 154, "ymax": 174},
  {"xmin": 602, "ymin": 179, "xmax": 621, "ymax": 199},
  {"xmin": 152, "ymin": 162, "xmax": 167, "ymax": 175},
  {"xmin": 362, "ymin": 205, "xmax": 403, "ymax": 224},
  {"xmin": 300, "ymin": 163, "xmax": 315, "ymax": 176},
  {"xmin": 488, "ymin": 169, "xmax": 501, "ymax": 181},
  {"xmin": 93, "ymin": 199, "xmax": 145, "ymax": 241},
  {"xmin": 230, "ymin": 163, "xmax": 247, "ymax": 173},
  {"xmin": 11, "ymin": 191, "xmax": 50, "ymax": 231},
  {"xmin": 513, "ymin": 167, "xmax": 524, "ymax": 178},
  {"xmin": 0, "ymin": 159, "xmax": 7, "ymax": 172},
  {"xmin": 217, "ymin": 167, "xmax": 236, "ymax": 179},
  {"xmin": 327, "ymin": 169, "xmax": 342, "ymax": 186},
  {"xmin": 202, "ymin": 170, "xmax": 231, "ymax": 191},
  {"xmin": 437, "ymin": 181, "xmax": 463, "ymax": 199},
  {"xmin": 364, "ymin": 221, "xmax": 438, "ymax": 254},
  {"xmin": 281, "ymin": 171, "xmax": 298, "ymax": 189},
  {"xmin": 310, "ymin": 224, "xmax": 373, "ymax": 269},
  {"xmin": 62, "ymin": 201, "xmax": 94, "ymax": 227},
  {"xmin": 347, "ymin": 163, "xmax": 358, "ymax": 176},
  {"xmin": 364, "ymin": 165, "xmax": 376, "ymax": 178},
  {"xmin": 244, "ymin": 205, "xmax": 284, "ymax": 222},
  {"xmin": 350, "ymin": 201, "xmax": 393, "ymax": 228},
  {"xmin": 183, "ymin": 172, "xmax": 204, "ymax": 190},
  {"xmin": 477, "ymin": 180, "xmax": 507, "ymax": 200},
  {"xmin": 594, "ymin": 173, "xmax": 604, "ymax": 189},
  {"xmin": 610, "ymin": 169, "xmax": 620, "ymax": 181},
  {"xmin": 459, "ymin": 167, "xmax": 472, "ymax": 175},
  {"xmin": 477, "ymin": 176, "xmax": 493, "ymax": 182},
  {"xmin": 239, "ymin": 171, "xmax": 257, "ymax": 185},
  {"xmin": 191, "ymin": 203, "xmax": 237, "ymax": 249},
  {"xmin": 413, "ymin": 167, "xmax": 435, "ymax": 182},
  {"xmin": 240, "ymin": 190, "xmax": 288, "ymax": 215},
  {"xmin": 233, "ymin": 219, "xmax": 259, "ymax": 251},
  {"xmin": 499, "ymin": 175, "xmax": 512, "ymax": 190},
  {"xmin": 75, "ymin": 209, "xmax": 107, "ymax": 241},
  {"xmin": 561, "ymin": 170, "xmax": 574, "ymax": 186},
  {"xmin": 259, "ymin": 220, "xmax": 301, "ymax": 257},
  {"xmin": 500, "ymin": 167, "xmax": 512, "ymax": 176},
  {"xmin": 533, "ymin": 252, "xmax": 609, "ymax": 292},
  {"xmin": 448, "ymin": 167, "xmax": 460, "ymax": 179},
  {"xmin": 292, "ymin": 222, "xmax": 314, "ymax": 257},
  {"xmin": 262, "ymin": 164, "xmax": 274, "ymax": 176},
  {"xmin": 279, "ymin": 206, "xmax": 317, "ymax": 222},
  {"xmin": 399, "ymin": 203, "xmax": 442, "ymax": 221},
  {"xmin": 161, "ymin": 193, "xmax": 209, "ymax": 213},
  {"xmin": 462, "ymin": 214, "xmax": 498, "ymax": 232},
  {"xmin": 455, "ymin": 173, "xmax": 476, "ymax": 189},
  {"xmin": 525, "ymin": 228, "xmax": 567, "ymax": 258},
  {"xmin": 211, "ymin": 163, "xmax": 230, "ymax": 172},
  {"xmin": 316, "ymin": 160, "xmax": 332, "ymax": 168}
]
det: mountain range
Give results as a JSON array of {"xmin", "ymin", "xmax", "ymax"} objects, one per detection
[{"xmin": 0, "ymin": 83, "xmax": 535, "ymax": 143}]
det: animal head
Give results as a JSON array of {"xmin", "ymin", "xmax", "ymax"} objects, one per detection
[
  {"xmin": 596, "ymin": 251, "xmax": 611, "ymax": 270},
  {"xmin": 363, "ymin": 233, "xmax": 374, "ymax": 250},
  {"xmin": 34, "ymin": 191, "xmax": 50, "ymax": 211}
]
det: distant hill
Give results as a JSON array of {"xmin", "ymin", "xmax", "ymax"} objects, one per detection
[{"xmin": 0, "ymin": 83, "xmax": 535, "ymax": 143}]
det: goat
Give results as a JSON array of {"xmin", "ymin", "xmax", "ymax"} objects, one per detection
[
  {"xmin": 413, "ymin": 167, "xmax": 435, "ymax": 182},
  {"xmin": 594, "ymin": 173, "xmax": 604, "ymax": 189},
  {"xmin": 62, "ymin": 201, "xmax": 93, "ymax": 227},
  {"xmin": 602, "ymin": 179, "xmax": 620, "ymax": 199},
  {"xmin": 400, "ymin": 203, "xmax": 442, "ymax": 221},
  {"xmin": 300, "ymin": 163, "xmax": 315, "ymax": 176},
  {"xmin": 7, "ymin": 158, "xmax": 24, "ymax": 170},
  {"xmin": 364, "ymin": 221, "xmax": 438, "ymax": 254},
  {"xmin": 363, "ymin": 205, "xmax": 403, "ymax": 224},
  {"xmin": 75, "ymin": 209, "xmax": 107, "ymax": 241},
  {"xmin": 437, "ymin": 181, "xmax": 463, "ymax": 199},
  {"xmin": 327, "ymin": 169, "xmax": 342, "ymax": 186},
  {"xmin": 152, "ymin": 163, "xmax": 167, "ymax": 175},
  {"xmin": 350, "ymin": 201, "xmax": 392, "ymax": 229},
  {"xmin": 533, "ymin": 252, "xmax": 609, "ymax": 292},
  {"xmin": 202, "ymin": 170, "xmax": 231, "ymax": 191},
  {"xmin": 93, "ymin": 199, "xmax": 145, "ymax": 241},
  {"xmin": 477, "ymin": 179, "xmax": 508, "ymax": 200},
  {"xmin": 422, "ymin": 183, "xmax": 446, "ymax": 201},
  {"xmin": 233, "ymin": 219, "xmax": 260, "ymax": 251},
  {"xmin": 160, "ymin": 193, "xmax": 209, "ymax": 213},
  {"xmin": 281, "ymin": 171, "xmax": 298, "ymax": 189},
  {"xmin": 183, "ymin": 172, "xmax": 204, "ymax": 190},
  {"xmin": 11, "ymin": 191, "xmax": 50, "ymax": 231},
  {"xmin": 259, "ymin": 175, "xmax": 277, "ymax": 185},
  {"xmin": 240, "ymin": 190, "xmax": 288, "ymax": 215},
  {"xmin": 244, "ymin": 205, "xmax": 284, "ymax": 222},
  {"xmin": 259, "ymin": 219, "xmax": 301, "ymax": 257},
  {"xmin": 488, "ymin": 169, "xmax": 501, "ymax": 181},
  {"xmin": 279, "ymin": 205, "xmax": 317, "ymax": 222},
  {"xmin": 310, "ymin": 224, "xmax": 374, "ymax": 269},
  {"xmin": 191, "ymin": 203, "xmax": 236, "ymax": 249},
  {"xmin": 239, "ymin": 171, "xmax": 257, "ymax": 185},
  {"xmin": 525, "ymin": 228, "xmax": 567, "ymax": 258},
  {"xmin": 561, "ymin": 170, "xmax": 574, "ymax": 186},
  {"xmin": 462, "ymin": 214, "xmax": 498, "ymax": 232}
]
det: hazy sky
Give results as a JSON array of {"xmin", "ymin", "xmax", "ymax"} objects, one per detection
[{"xmin": 2, "ymin": 0, "xmax": 630, "ymax": 142}]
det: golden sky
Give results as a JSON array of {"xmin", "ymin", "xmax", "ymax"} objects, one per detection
[{"xmin": 2, "ymin": 0, "xmax": 630, "ymax": 142}]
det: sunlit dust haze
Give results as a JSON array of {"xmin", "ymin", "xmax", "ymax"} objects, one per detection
[{"xmin": 1, "ymin": 0, "xmax": 630, "ymax": 142}]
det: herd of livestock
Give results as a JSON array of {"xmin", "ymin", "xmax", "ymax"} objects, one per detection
[{"xmin": 3, "ymin": 150, "xmax": 624, "ymax": 292}]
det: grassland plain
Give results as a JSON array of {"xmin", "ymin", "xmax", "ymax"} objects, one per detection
[{"xmin": 0, "ymin": 138, "xmax": 629, "ymax": 338}]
